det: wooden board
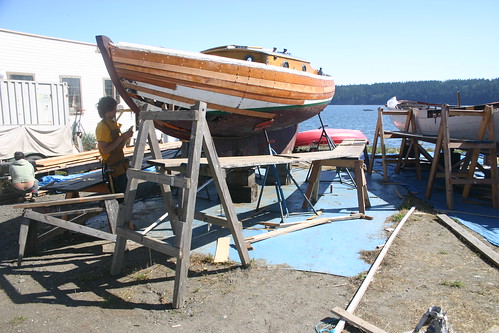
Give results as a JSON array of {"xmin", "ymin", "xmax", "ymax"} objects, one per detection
[
  {"xmin": 331, "ymin": 307, "xmax": 388, "ymax": 333},
  {"xmin": 437, "ymin": 214, "xmax": 499, "ymax": 268},
  {"xmin": 149, "ymin": 139, "xmax": 367, "ymax": 170},
  {"xmin": 213, "ymin": 237, "xmax": 231, "ymax": 263}
]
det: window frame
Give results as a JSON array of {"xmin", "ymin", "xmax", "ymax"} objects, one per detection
[
  {"xmin": 60, "ymin": 76, "xmax": 82, "ymax": 115},
  {"xmin": 103, "ymin": 78, "xmax": 120, "ymax": 103},
  {"xmin": 7, "ymin": 72, "xmax": 35, "ymax": 80}
]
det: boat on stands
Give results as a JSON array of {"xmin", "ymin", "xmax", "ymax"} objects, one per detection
[
  {"xmin": 386, "ymin": 96, "xmax": 499, "ymax": 143},
  {"xmin": 96, "ymin": 36, "xmax": 335, "ymax": 155},
  {"xmin": 294, "ymin": 128, "xmax": 368, "ymax": 150}
]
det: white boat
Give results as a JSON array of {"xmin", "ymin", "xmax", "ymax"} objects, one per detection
[{"xmin": 386, "ymin": 96, "xmax": 499, "ymax": 143}]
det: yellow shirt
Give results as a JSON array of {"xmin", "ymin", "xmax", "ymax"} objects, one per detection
[{"xmin": 96, "ymin": 119, "xmax": 122, "ymax": 162}]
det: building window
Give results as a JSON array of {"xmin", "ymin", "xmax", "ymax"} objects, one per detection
[
  {"xmin": 302, "ymin": 65, "xmax": 307, "ymax": 72},
  {"xmin": 104, "ymin": 79, "xmax": 120, "ymax": 102},
  {"xmin": 7, "ymin": 73, "xmax": 35, "ymax": 80},
  {"xmin": 282, "ymin": 61, "xmax": 289, "ymax": 68},
  {"xmin": 61, "ymin": 76, "xmax": 82, "ymax": 115}
]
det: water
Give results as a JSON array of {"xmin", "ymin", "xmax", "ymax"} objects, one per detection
[{"xmin": 298, "ymin": 105, "xmax": 400, "ymax": 147}]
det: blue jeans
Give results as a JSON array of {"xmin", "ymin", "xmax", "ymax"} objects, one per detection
[{"xmin": 11, "ymin": 179, "xmax": 39, "ymax": 197}]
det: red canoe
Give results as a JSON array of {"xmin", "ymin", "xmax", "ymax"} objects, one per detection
[{"xmin": 294, "ymin": 128, "xmax": 368, "ymax": 147}]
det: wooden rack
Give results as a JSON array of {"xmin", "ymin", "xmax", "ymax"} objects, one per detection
[
  {"xmin": 15, "ymin": 193, "xmax": 123, "ymax": 266},
  {"xmin": 110, "ymin": 102, "xmax": 250, "ymax": 309},
  {"xmin": 368, "ymin": 105, "xmax": 498, "ymax": 209}
]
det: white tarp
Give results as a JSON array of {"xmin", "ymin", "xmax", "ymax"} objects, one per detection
[{"xmin": 0, "ymin": 125, "xmax": 74, "ymax": 159}]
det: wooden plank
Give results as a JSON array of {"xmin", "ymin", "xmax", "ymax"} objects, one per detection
[
  {"xmin": 194, "ymin": 212, "xmax": 229, "ymax": 228},
  {"xmin": 127, "ymin": 169, "xmax": 189, "ymax": 188},
  {"xmin": 23, "ymin": 209, "xmax": 116, "ymax": 242},
  {"xmin": 331, "ymin": 307, "xmax": 388, "ymax": 333},
  {"xmin": 213, "ymin": 237, "xmax": 231, "ymax": 263},
  {"xmin": 333, "ymin": 207, "xmax": 415, "ymax": 333},
  {"xmin": 116, "ymin": 227, "xmax": 179, "ymax": 257},
  {"xmin": 149, "ymin": 140, "xmax": 366, "ymax": 170},
  {"xmin": 245, "ymin": 213, "xmax": 367, "ymax": 244},
  {"xmin": 436, "ymin": 214, "xmax": 499, "ymax": 268},
  {"xmin": 140, "ymin": 109, "xmax": 198, "ymax": 121},
  {"xmin": 13, "ymin": 193, "xmax": 124, "ymax": 209}
]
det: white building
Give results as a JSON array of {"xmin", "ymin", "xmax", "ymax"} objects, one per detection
[{"xmin": 0, "ymin": 28, "xmax": 138, "ymax": 158}]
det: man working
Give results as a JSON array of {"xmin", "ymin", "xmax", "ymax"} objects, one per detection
[
  {"xmin": 9, "ymin": 151, "xmax": 39, "ymax": 202},
  {"xmin": 95, "ymin": 96, "xmax": 134, "ymax": 195}
]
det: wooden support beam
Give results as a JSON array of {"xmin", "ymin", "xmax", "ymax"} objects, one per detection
[
  {"xmin": 436, "ymin": 214, "xmax": 499, "ymax": 268},
  {"xmin": 245, "ymin": 213, "xmax": 369, "ymax": 244},
  {"xmin": 331, "ymin": 307, "xmax": 388, "ymax": 333},
  {"xmin": 333, "ymin": 207, "xmax": 415, "ymax": 333}
]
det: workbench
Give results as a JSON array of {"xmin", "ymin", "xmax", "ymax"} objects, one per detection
[{"xmin": 148, "ymin": 139, "xmax": 369, "ymax": 213}]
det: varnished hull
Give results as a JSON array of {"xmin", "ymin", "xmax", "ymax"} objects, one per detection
[{"xmin": 96, "ymin": 36, "xmax": 335, "ymax": 141}]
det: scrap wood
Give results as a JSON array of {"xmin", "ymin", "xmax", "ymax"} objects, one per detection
[
  {"xmin": 331, "ymin": 307, "xmax": 388, "ymax": 333},
  {"xmin": 213, "ymin": 236, "xmax": 231, "ymax": 263},
  {"xmin": 245, "ymin": 213, "xmax": 371, "ymax": 244},
  {"xmin": 436, "ymin": 214, "xmax": 499, "ymax": 268},
  {"xmin": 333, "ymin": 207, "xmax": 415, "ymax": 333}
]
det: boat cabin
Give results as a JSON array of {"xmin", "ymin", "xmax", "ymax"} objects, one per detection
[{"xmin": 201, "ymin": 45, "xmax": 321, "ymax": 74}]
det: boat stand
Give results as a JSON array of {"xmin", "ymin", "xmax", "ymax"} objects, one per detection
[
  {"xmin": 256, "ymin": 129, "xmax": 318, "ymax": 222},
  {"xmin": 110, "ymin": 102, "xmax": 250, "ymax": 308},
  {"xmin": 305, "ymin": 113, "xmax": 356, "ymax": 187},
  {"xmin": 368, "ymin": 105, "xmax": 498, "ymax": 209}
]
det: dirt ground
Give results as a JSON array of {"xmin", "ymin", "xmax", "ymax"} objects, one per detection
[{"xmin": 0, "ymin": 192, "xmax": 497, "ymax": 333}]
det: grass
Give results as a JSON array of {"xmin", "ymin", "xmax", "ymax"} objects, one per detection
[
  {"xmin": 441, "ymin": 280, "xmax": 463, "ymax": 288},
  {"xmin": 8, "ymin": 316, "xmax": 28, "ymax": 326}
]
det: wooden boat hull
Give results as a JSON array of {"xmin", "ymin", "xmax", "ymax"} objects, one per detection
[
  {"xmin": 294, "ymin": 128, "xmax": 368, "ymax": 147},
  {"xmin": 388, "ymin": 97, "xmax": 499, "ymax": 143},
  {"xmin": 96, "ymin": 36, "xmax": 335, "ymax": 142}
]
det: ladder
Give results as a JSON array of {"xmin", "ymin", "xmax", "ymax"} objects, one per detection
[{"xmin": 110, "ymin": 101, "xmax": 250, "ymax": 308}]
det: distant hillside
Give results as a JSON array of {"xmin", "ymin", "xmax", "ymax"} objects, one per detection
[{"xmin": 330, "ymin": 78, "xmax": 499, "ymax": 105}]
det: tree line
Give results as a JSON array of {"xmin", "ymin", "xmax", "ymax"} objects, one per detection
[{"xmin": 330, "ymin": 78, "xmax": 499, "ymax": 105}]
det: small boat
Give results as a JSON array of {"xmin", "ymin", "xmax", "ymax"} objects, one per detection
[
  {"xmin": 386, "ymin": 96, "xmax": 499, "ymax": 143},
  {"xmin": 96, "ymin": 36, "xmax": 335, "ymax": 151},
  {"xmin": 294, "ymin": 128, "xmax": 368, "ymax": 148}
]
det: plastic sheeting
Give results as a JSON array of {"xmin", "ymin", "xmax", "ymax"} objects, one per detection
[{"xmin": 0, "ymin": 125, "xmax": 74, "ymax": 159}]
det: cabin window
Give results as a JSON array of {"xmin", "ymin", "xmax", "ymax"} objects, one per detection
[
  {"xmin": 61, "ymin": 76, "xmax": 82, "ymax": 115},
  {"xmin": 7, "ymin": 73, "xmax": 34, "ymax": 80},
  {"xmin": 302, "ymin": 65, "xmax": 307, "ymax": 72},
  {"xmin": 282, "ymin": 61, "xmax": 289, "ymax": 68},
  {"xmin": 104, "ymin": 79, "xmax": 120, "ymax": 103},
  {"xmin": 244, "ymin": 55, "xmax": 253, "ymax": 62}
]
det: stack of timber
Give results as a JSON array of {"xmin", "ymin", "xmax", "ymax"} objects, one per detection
[{"xmin": 34, "ymin": 141, "xmax": 181, "ymax": 174}]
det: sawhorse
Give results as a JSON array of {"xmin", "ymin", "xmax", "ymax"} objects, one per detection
[
  {"xmin": 15, "ymin": 193, "xmax": 123, "ymax": 266},
  {"xmin": 110, "ymin": 102, "xmax": 250, "ymax": 308}
]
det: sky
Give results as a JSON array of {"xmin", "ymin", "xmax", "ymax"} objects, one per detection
[{"xmin": 0, "ymin": 0, "xmax": 498, "ymax": 85}]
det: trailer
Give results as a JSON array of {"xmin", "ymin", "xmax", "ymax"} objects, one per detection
[{"xmin": 0, "ymin": 79, "xmax": 75, "ymax": 161}]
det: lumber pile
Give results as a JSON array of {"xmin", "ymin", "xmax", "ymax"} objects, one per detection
[{"xmin": 34, "ymin": 142, "xmax": 181, "ymax": 173}]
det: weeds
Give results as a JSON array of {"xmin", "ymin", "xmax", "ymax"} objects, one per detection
[
  {"xmin": 8, "ymin": 316, "xmax": 27, "ymax": 326},
  {"xmin": 441, "ymin": 280, "xmax": 463, "ymax": 288}
]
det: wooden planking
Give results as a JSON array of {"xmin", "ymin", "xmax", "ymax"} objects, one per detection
[
  {"xmin": 35, "ymin": 141, "xmax": 182, "ymax": 168},
  {"xmin": 437, "ymin": 214, "xmax": 499, "ymax": 268},
  {"xmin": 331, "ymin": 307, "xmax": 388, "ymax": 333},
  {"xmin": 116, "ymin": 65, "xmax": 330, "ymax": 105},
  {"xmin": 124, "ymin": 81, "xmax": 277, "ymax": 119},
  {"xmin": 111, "ymin": 46, "xmax": 335, "ymax": 90},
  {"xmin": 149, "ymin": 139, "xmax": 367, "ymax": 170}
]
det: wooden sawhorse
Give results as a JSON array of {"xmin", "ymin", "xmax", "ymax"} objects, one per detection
[
  {"xmin": 301, "ymin": 140, "xmax": 370, "ymax": 213},
  {"xmin": 15, "ymin": 193, "xmax": 123, "ymax": 266},
  {"xmin": 110, "ymin": 102, "xmax": 250, "ymax": 309}
]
